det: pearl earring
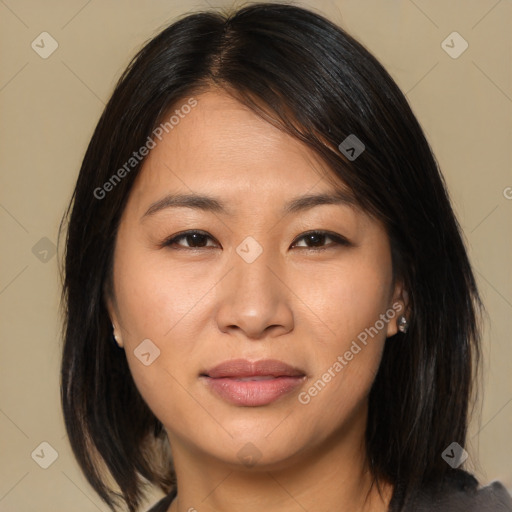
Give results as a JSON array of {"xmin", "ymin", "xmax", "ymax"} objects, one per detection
[{"xmin": 112, "ymin": 324, "xmax": 122, "ymax": 347}]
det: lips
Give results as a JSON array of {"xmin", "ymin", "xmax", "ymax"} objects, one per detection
[
  {"xmin": 202, "ymin": 358, "xmax": 306, "ymax": 379},
  {"xmin": 200, "ymin": 359, "xmax": 306, "ymax": 406}
]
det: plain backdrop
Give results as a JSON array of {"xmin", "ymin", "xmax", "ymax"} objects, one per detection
[{"xmin": 0, "ymin": 0, "xmax": 511, "ymax": 510}]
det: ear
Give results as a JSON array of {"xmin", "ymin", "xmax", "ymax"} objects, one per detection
[{"xmin": 386, "ymin": 281, "xmax": 409, "ymax": 338}]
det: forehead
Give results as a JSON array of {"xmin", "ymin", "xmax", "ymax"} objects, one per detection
[{"xmin": 128, "ymin": 89, "xmax": 356, "ymax": 217}]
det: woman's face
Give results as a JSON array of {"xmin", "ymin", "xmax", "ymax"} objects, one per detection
[{"xmin": 107, "ymin": 89, "xmax": 405, "ymax": 469}]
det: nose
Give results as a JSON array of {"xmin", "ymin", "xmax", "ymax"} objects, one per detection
[{"xmin": 214, "ymin": 245, "xmax": 294, "ymax": 340}]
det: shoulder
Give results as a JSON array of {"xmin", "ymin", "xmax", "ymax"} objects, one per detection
[
  {"xmin": 146, "ymin": 487, "xmax": 177, "ymax": 512},
  {"xmin": 405, "ymin": 469, "xmax": 512, "ymax": 511}
]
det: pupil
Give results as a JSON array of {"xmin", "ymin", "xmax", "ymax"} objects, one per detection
[
  {"xmin": 308, "ymin": 233, "xmax": 324, "ymax": 246},
  {"xmin": 188, "ymin": 233, "xmax": 207, "ymax": 247}
]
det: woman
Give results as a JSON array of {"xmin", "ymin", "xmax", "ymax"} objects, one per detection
[{"xmin": 59, "ymin": 3, "xmax": 512, "ymax": 511}]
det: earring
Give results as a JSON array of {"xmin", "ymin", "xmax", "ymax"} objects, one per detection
[
  {"xmin": 397, "ymin": 315, "xmax": 409, "ymax": 334},
  {"xmin": 112, "ymin": 324, "xmax": 122, "ymax": 347}
]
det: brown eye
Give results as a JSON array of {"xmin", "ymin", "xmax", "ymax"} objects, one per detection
[
  {"xmin": 162, "ymin": 229, "xmax": 350, "ymax": 251},
  {"xmin": 162, "ymin": 230, "xmax": 218, "ymax": 249},
  {"xmin": 292, "ymin": 230, "xmax": 350, "ymax": 250}
]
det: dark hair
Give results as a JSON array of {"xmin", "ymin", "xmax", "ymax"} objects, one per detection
[{"xmin": 59, "ymin": 2, "xmax": 482, "ymax": 511}]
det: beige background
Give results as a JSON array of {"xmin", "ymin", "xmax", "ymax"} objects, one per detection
[{"xmin": 0, "ymin": 0, "xmax": 511, "ymax": 510}]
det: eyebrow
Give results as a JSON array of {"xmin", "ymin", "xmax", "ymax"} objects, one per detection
[{"xmin": 141, "ymin": 189, "xmax": 357, "ymax": 219}]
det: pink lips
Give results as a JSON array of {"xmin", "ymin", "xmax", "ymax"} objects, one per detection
[{"xmin": 200, "ymin": 359, "xmax": 306, "ymax": 406}]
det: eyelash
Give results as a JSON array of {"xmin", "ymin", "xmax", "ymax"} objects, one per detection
[{"xmin": 161, "ymin": 230, "xmax": 351, "ymax": 252}]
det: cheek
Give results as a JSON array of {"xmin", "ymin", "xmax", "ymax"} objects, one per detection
[
  {"xmin": 113, "ymin": 242, "xmax": 216, "ymax": 342},
  {"xmin": 111, "ymin": 244, "xmax": 219, "ymax": 412},
  {"xmin": 293, "ymin": 249, "xmax": 392, "ymax": 413},
  {"xmin": 124, "ymin": 356, "xmax": 203, "ymax": 447},
  {"xmin": 295, "ymin": 252, "xmax": 393, "ymax": 346}
]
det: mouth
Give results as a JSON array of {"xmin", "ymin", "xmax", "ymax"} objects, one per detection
[{"xmin": 200, "ymin": 358, "xmax": 306, "ymax": 406}]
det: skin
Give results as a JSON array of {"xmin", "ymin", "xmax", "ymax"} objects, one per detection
[{"xmin": 107, "ymin": 89, "xmax": 407, "ymax": 512}]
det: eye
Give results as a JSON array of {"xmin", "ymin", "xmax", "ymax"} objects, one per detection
[
  {"xmin": 161, "ymin": 229, "xmax": 350, "ymax": 251},
  {"xmin": 162, "ymin": 230, "xmax": 219, "ymax": 250},
  {"xmin": 291, "ymin": 230, "xmax": 350, "ymax": 251}
]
